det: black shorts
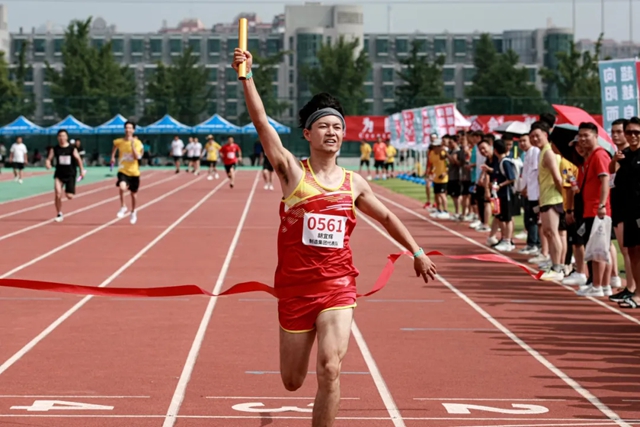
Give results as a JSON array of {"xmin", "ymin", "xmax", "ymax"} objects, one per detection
[
  {"xmin": 263, "ymin": 157, "xmax": 274, "ymax": 172},
  {"xmin": 433, "ymin": 183, "xmax": 447, "ymax": 194},
  {"xmin": 189, "ymin": 156, "xmax": 200, "ymax": 162},
  {"xmin": 385, "ymin": 162, "xmax": 394, "ymax": 171},
  {"xmin": 568, "ymin": 219, "xmax": 586, "ymax": 247},
  {"xmin": 558, "ymin": 212, "xmax": 568, "ymax": 231},
  {"xmin": 55, "ymin": 174, "xmax": 77, "ymax": 195},
  {"xmin": 460, "ymin": 181, "xmax": 472, "ymax": 196},
  {"xmin": 540, "ymin": 203, "xmax": 564, "ymax": 215},
  {"xmin": 116, "ymin": 172, "xmax": 140, "ymax": 193},
  {"xmin": 447, "ymin": 180, "xmax": 461, "ymax": 197},
  {"xmin": 173, "ymin": 156, "xmax": 182, "ymax": 162},
  {"xmin": 623, "ymin": 215, "xmax": 640, "ymax": 248},
  {"xmin": 224, "ymin": 163, "xmax": 237, "ymax": 174},
  {"xmin": 496, "ymin": 193, "xmax": 517, "ymax": 222},
  {"xmin": 374, "ymin": 160, "xmax": 385, "ymax": 170},
  {"xmin": 12, "ymin": 162, "xmax": 24, "ymax": 170},
  {"xmin": 360, "ymin": 159, "xmax": 370, "ymax": 167}
]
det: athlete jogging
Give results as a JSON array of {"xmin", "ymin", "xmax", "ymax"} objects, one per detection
[
  {"xmin": 45, "ymin": 129, "xmax": 86, "ymax": 222},
  {"xmin": 110, "ymin": 120, "xmax": 144, "ymax": 224},
  {"xmin": 219, "ymin": 137, "xmax": 242, "ymax": 188},
  {"xmin": 233, "ymin": 48, "xmax": 437, "ymax": 427}
]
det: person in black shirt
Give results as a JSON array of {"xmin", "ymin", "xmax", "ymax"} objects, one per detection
[
  {"xmin": 45, "ymin": 129, "xmax": 86, "ymax": 222},
  {"xmin": 611, "ymin": 117, "xmax": 640, "ymax": 308}
]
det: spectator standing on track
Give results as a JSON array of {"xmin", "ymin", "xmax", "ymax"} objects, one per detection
[
  {"xmin": 170, "ymin": 135, "xmax": 184, "ymax": 173},
  {"xmin": 518, "ymin": 134, "xmax": 542, "ymax": 256},
  {"xmin": 358, "ymin": 140, "xmax": 372, "ymax": 179},
  {"xmin": 428, "ymin": 138, "xmax": 450, "ymax": 219},
  {"xmin": 233, "ymin": 47, "xmax": 437, "ymax": 427},
  {"xmin": 203, "ymin": 135, "xmax": 221, "ymax": 181},
  {"xmin": 45, "ymin": 129, "xmax": 86, "ymax": 222},
  {"xmin": 469, "ymin": 133, "xmax": 491, "ymax": 232},
  {"xmin": 609, "ymin": 117, "xmax": 640, "ymax": 308},
  {"xmin": 575, "ymin": 122, "xmax": 613, "ymax": 297},
  {"xmin": 384, "ymin": 139, "xmax": 397, "ymax": 179},
  {"xmin": 488, "ymin": 139, "xmax": 517, "ymax": 251},
  {"xmin": 218, "ymin": 137, "xmax": 242, "ymax": 188},
  {"xmin": 423, "ymin": 133, "xmax": 439, "ymax": 209},
  {"xmin": 607, "ymin": 119, "xmax": 635, "ymax": 301},
  {"xmin": 111, "ymin": 121, "xmax": 144, "ymax": 225},
  {"xmin": 459, "ymin": 132, "xmax": 473, "ymax": 222},
  {"xmin": 530, "ymin": 121, "xmax": 565, "ymax": 281},
  {"xmin": 9, "ymin": 136, "xmax": 28, "ymax": 184},
  {"xmin": 564, "ymin": 139, "xmax": 589, "ymax": 287},
  {"xmin": 372, "ymin": 137, "xmax": 387, "ymax": 180},
  {"xmin": 446, "ymin": 135, "xmax": 463, "ymax": 220}
]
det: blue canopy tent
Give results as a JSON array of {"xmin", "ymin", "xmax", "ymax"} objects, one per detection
[
  {"xmin": 241, "ymin": 116, "xmax": 291, "ymax": 134},
  {"xmin": 0, "ymin": 116, "xmax": 45, "ymax": 135},
  {"xmin": 45, "ymin": 115, "xmax": 94, "ymax": 135},
  {"xmin": 137, "ymin": 114, "xmax": 192, "ymax": 134},
  {"xmin": 193, "ymin": 114, "xmax": 242, "ymax": 134},
  {"xmin": 94, "ymin": 114, "xmax": 130, "ymax": 134}
]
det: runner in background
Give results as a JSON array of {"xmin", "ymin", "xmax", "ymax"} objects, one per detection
[
  {"xmin": 384, "ymin": 139, "xmax": 397, "ymax": 178},
  {"xmin": 170, "ymin": 135, "xmax": 184, "ymax": 173},
  {"xmin": 45, "ymin": 129, "xmax": 86, "ymax": 222},
  {"xmin": 186, "ymin": 137, "xmax": 203, "ymax": 175},
  {"xmin": 219, "ymin": 137, "xmax": 242, "ymax": 188},
  {"xmin": 372, "ymin": 137, "xmax": 387, "ymax": 180},
  {"xmin": 358, "ymin": 140, "xmax": 372, "ymax": 180},
  {"xmin": 9, "ymin": 137, "xmax": 28, "ymax": 184},
  {"xmin": 262, "ymin": 152, "xmax": 275, "ymax": 190},
  {"xmin": 202, "ymin": 135, "xmax": 221, "ymax": 181}
]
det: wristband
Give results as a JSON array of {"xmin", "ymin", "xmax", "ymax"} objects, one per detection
[
  {"xmin": 413, "ymin": 248, "xmax": 424, "ymax": 258},
  {"xmin": 241, "ymin": 70, "xmax": 253, "ymax": 80}
]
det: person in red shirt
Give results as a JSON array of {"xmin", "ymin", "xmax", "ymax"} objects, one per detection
[
  {"xmin": 232, "ymin": 48, "xmax": 437, "ymax": 427},
  {"xmin": 372, "ymin": 137, "xmax": 387, "ymax": 179},
  {"xmin": 218, "ymin": 137, "xmax": 242, "ymax": 188},
  {"xmin": 574, "ymin": 122, "xmax": 613, "ymax": 298}
]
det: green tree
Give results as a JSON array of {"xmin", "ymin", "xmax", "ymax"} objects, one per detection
[
  {"xmin": 143, "ymin": 45, "xmax": 212, "ymax": 125},
  {"xmin": 394, "ymin": 40, "xmax": 447, "ymax": 112},
  {"xmin": 45, "ymin": 17, "xmax": 136, "ymax": 125},
  {"xmin": 539, "ymin": 34, "xmax": 605, "ymax": 114},
  {"xmin": 238, "ymin": 50, "xmax": 290, "ymax": 125},
  {"xmin": 466, "ymin": 33, "xmax": 546, "ymax": 115},
  {"xmin": 300, "ymin": 36, "xmax": 371, "ymax": 115},
  {"xmin": 5, "ymin": 39, "xmax": 36, "ymax": 120}
]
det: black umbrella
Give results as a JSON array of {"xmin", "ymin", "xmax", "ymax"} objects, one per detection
[{"xmin": 549, "ymin": 124, "xmax": 614, "ymax": 165}]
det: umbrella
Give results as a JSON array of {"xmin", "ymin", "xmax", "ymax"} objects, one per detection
[
  {"xmin": 550, "ymin": 124, "xmax": 614, "ymax": 166},
  {"xmin": 493, "ymin": 121, "xmax": 531, "ymax": 136}
]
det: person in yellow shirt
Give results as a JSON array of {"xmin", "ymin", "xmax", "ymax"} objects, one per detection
[
  {"xmin": 110, "ymin": 120, "xmax": 144, "ymax": 224},
  {"xmin": 428, "ymin": 140, "xmax": 450, "ymax": 218},
  {"xmin": 385, "ymin": 140, "xmax": 397, "ymax": 178},
  {"xmin": 359, "ymin": 140, "xmax": 372, "ymax": 180},
  {"xmin": 202, "ymin": 134, "xmax": 222, "ymax": 181}
]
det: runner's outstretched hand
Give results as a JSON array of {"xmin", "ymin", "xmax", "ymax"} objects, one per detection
[{"xmin": 415, "ymin": 254, "xmax": 437, "ymax": 283}]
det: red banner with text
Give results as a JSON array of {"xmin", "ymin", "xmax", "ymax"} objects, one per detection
[{"xmin": 344, "ymin": 116, "xmax": 390, "ymax": 141}]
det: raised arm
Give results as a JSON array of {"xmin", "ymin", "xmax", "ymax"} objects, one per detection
[{"xmin": 232, "ymin": 48, "xmax": 301, "ymax": 188}]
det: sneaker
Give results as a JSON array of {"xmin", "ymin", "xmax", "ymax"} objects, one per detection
[
  {"xmin": 463, "ymin": 214, "xmax": 475, "ymax": 222},
  {"xmin": 477, "ymin": 225, "xmax": 491, "ymax": 233},
  {"xmin": 207, "ymin": 175, "xmax": 213, "ymax": 181},
  {"xmin": 264, "ymin": 184, "xmax": 269, "ymax": 190},
  {"xmin": 469, "ymin": 220, "xmax": 481, "ymax": 229},
  {"xmin": 117, "ymin": 206, "xmax": 128, "ymax": 218},
  {"xmin": 214, "ymin": 173, "xmax": 219, "ymax": 179},
  {"xmin": 436, "ymin": 211, "xmax": 450, "ymax": 220},
  {"xmin": 514, "ymin": 231, "xmax": 528, "ymax": 240},
  {"xmin": 486, "ymin": 236, "xmax": 500, "ymax": 247},
  {"xmin": 518, "ymin": 245, "xmax": 536, "ymax": 255},
  {"xmin": 610, "ymin": 288, "xmax": 635, "ymax": 302},
  {"xmin": 562, "ymin": 272, "xmax": 587, "ymax": 286},
  {"xmin": 538, "ymin": 259, "xmax": 553, "ymax": 270},
  {"xmin": 130, "ymin": 211, "xmax": 137, "ymax": 225},
  {"xmin": 54, "ymin": 213, "xmax": 64, "ymax": 223},
  {"xmin": 494, "ymin": 240, "xmax": 515, "ymax": 252},
  {"xmin": 610, "ymin": 276, "xmax": 623, "ymax": 288},
  {"xmin": 269, "ymin": 183, "xmax": 274, "ymax": 190},
  {"xmin": 529, "ymin": 253, "xmax": 550, "ymax": 265},
  {"xmin": 577, "ymin": 285, "xmax": 612, "ymax": 297},
  {"xmin": 539, "ymin": 269, "xmax": 565, "ymax": 282}
]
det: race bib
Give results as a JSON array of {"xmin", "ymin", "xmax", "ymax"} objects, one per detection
[
  {"xmin": 58, "ymin": 155, "xmax": 71, "ymax": 165},
  {"xmin": 227, "ymin": 152, "xmax": 235, "ymax": 159},
  {"xmin": 302, "ymin": 213, "xmax": 347, "ymax": 249}
]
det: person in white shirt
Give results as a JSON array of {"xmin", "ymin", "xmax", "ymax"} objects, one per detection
[
  {"xmin": 9, "ymin": 136, "xmax": 28, "ymax": 184},
  {"xmin": 185, "ymin": 137, "xmax": 203, "ymax": 175},
  {"xmin": 170, "ymin": 136, "xmax": 185, "ymax": 173},
  {"xmin": 518, "ymin": 133, "xmax": 543, "ymax": 257}
]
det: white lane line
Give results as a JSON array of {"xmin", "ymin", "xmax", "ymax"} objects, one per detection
[
  {"xmin": 0, "ymin": 176, "xmax": 228, "ymax": 376},
  {"xmin": 0, "ymin": 175, "xmax": 200, "ymax": 280},
  {"xmin": 359, "ymin": 211, "xmax": 631, "ymax": 427},
  {"xmin": 375, "ymin": 192, "xmax": 640, "ymax": 327},
  {"xmin": 0, "ymin": 173, "xmax": 175, "ymax": 242},
  {"xmin": 351, "ymin": 320, "xmax": 406, "ymax": 427},
  {"xmin": 162, "ymin": 171, "xmax": 260, "ymax": 427}
]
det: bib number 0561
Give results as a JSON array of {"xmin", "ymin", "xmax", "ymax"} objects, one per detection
[{"xmin": 302, "ymin": 213, "xmax": 347, "ymax": 249}]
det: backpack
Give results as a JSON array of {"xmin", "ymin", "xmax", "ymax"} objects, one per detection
[{"xmin": 499, "ymin": 157, "xmax": 523, "ymax": 192}]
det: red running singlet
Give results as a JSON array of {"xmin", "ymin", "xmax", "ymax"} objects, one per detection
[{"xmin": 275, "ymin": 159, "xmax": 359, "ymax": 332}]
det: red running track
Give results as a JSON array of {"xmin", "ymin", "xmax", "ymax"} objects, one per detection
[{"xmin": 0, "ymin": 171, "xmax": 637, "ymax": 427}]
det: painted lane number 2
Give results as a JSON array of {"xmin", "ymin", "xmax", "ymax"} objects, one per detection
[
  {"xmin": 443, "ymin": 403, "xmax": 549, "ymax": 415},
  {"xmin": 11, "ymin": 400, "xmax": 114, "ymax": 412}
]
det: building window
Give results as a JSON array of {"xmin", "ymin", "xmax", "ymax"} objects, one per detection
[
  {"xmin": 248, "ymin": 38, "xmax": 260, "ymax": 54},
  {"xmin": 453, "ymin": 38, "xmax": 466, "ymax": 55},
  {"xmin": 226, "ymin": 67, "xmax": 237, "ymax": 82},
  {"xmin": 376, "ymin": 38, "xmax": 389, "ymax": 56},
  {"xmin": 33, "ymin": 38, "xmax": 46, "ymax": 54},
  {"xmin": 226, "ymin": 84, "xmax": 237, "ymax": 99},
  {"xmin": 12, "ymin": 39, "xmax": 24, "ymax": 56},
  {"xmin": 289, "ymin": 70, "xmax": 294, "ymax": 84},
  {"xmin": 130, "ymin": 39, "xmax": 143, "ymax": 55},
  {"xmin": 150, "ymin": 39, "xmax": 162, "ymax": 56},
  {"xmin": 227, "ymin": 38, "xmax": 238, "ymax": 55},
  {"xmin": 208, "ymin": 38, "xmax": 221, "ymax": 55},
  {"xmin": 363, "ymin": 37, "xmax": 369, "ymax": 52},
  {"xmin": 463, "ymin": 67, "xmax": 476, "ymax": 82},
  {"xmin": 528, "ymin": 67, "xmax": 536, "ymax": 82},
  {"xmin": 53, "ymin": 38, "xmax": 64, "ymax": 55},
  {"xmin": 434, "ymin": 38, "xmax": 447, "ymax": 54},
  {"xmin": 188, "ymin": 38, "xmax": 201, "ymax": 55},
  {"xmin": 365, "ymin": 67, "xmax": 373, "ymax": 83},
  {"xmin": 272, "ymin": 84, "xmax": 278, "ymax": 99},
  {"xmin": 444, "ymin": 85, "xmax": 455, "ymax": 99},
  {"xmin": 382, "ymin": 85, "xmax": 394, "ymax": 99},
  {"xmin": 395, "ymin": 38, "xmax": 408, "ymax": 55},
  {"xmin": 111, "ymin": 38, "xmax": 124, "ymax": 55},
  {"xmin": 414, "ymin": 38, "xmax": 428, "ymax": 53},
  {"xmin": 208, "ymin": 100, "xmax": 218, "ymax": 115},
  {"xmin": 383, "ymin": 101, "xmax": 395, "ymax": 113},
  {"xmin": 267, "ymin": 38, "xmax": 281, "ymax": 56},
  {"xmin": 382, "ymin": 67, "xmax": 394, "ymax": 82},
  {"xmin": 208, "ymin": 68, "xmax": 218, "ymax": 82},
  {"xmin": 226, "ymin": 101, "xmax": 238, "ymax": 116},
  {"xmin": 364, "ymin": 84, "xmax": 374, "ymax": 99},
  {"xmin": 169, "ymin": 38, "xmax": 182, "ymax": 55},
  {"xmin": 443, "ymin": 67, "xmax": 455, "ymax": 82}
]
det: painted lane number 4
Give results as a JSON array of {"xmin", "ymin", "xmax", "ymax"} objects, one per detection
[
  {"xmin": 443, "ymin": 403, "xmax": 549, "ymax": 415},
  {"xmin": 11, "ymin": 400, "xmax": 114, "ymax": 412}
]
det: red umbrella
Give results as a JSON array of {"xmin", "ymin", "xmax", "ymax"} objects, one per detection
[{"xmin": 552, "ymin": 104, "xmax": 615, "ymax": 151}]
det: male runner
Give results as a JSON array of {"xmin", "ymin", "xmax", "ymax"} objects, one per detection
[
  {"xmin": 202, "ymin": 135, "xmax": 221, "ymax": 181},
  {"xmin": 233, "ymin": 48, "xmax": 437, "ymax": 427},
  {"xmin": 110, "ymin": 120, "xmax": 143, "ymax": 224},
  {"xmin": 262, "ymin": 148, "xmax": 275, "ymax": 190},
  {"xmin": 45, "ymin": 129, "xmax": 86, "ymax": 222},
  {"xmin": 218, "ymin": 136, "xmax": 242, "ymax": 188}
]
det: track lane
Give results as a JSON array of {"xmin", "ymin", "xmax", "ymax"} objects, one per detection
[{"xmin": 0, "ymin": 174, "xmax": 253, "ymax": 427}]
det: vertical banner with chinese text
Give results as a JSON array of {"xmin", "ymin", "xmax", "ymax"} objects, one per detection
[{"xmin": 598, "ymin": 59, "xmax": 640, "ymax": 134}]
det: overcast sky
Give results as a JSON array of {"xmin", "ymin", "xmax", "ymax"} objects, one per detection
[{"xmin": 4, "ymin": 0, "xmax": 638, "ymax": 43}]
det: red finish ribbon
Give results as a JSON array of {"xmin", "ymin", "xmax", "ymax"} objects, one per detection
[{"xmin": 0, "ymin": 251, "xmax": 542, "ymax": 300}]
